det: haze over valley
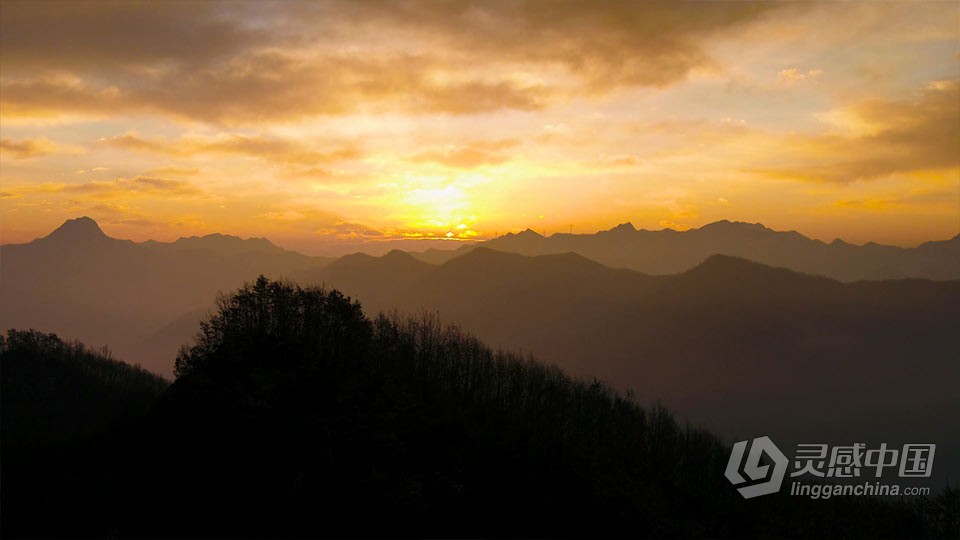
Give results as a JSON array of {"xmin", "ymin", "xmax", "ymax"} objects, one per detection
[{"xmin": 3, "ymin": 217, "xmax": 958, "ymax": 484}]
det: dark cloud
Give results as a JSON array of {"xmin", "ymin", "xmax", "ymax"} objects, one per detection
[
  {"xmin": 0, "ymin": 1, "xmax": 786, "ymax": 123},
  {"xmin": 0, "ymin": 0, "xmax": 263, "ymax": 73},
  {"xmin": 1, "ymin": 51, "xmax": 550, "ymax": 123},
  {"xmin": 334, "ymin": 0, "xmax": 782, "ymax": 89}
]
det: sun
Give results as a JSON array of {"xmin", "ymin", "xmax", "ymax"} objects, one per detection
[{"xmin": 390, "ymin": 172, "xmax": 487, "ymax": 238}]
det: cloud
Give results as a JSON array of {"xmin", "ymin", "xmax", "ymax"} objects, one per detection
[
  {"xmin": 104, "ymin": 133, "xmax": 170, "ymax": 153},
  {"xmin": 262, "ymin": 211, "xmax": 306, "ymax": 222},
  {"xmin": 110, "ymin": 218, "xmax": 161, "ymax": 227},
  {"xmin": 335, "ymin": 1, "xmax": 784, "ymax": 90},
  {"xmin": 0, "ymin": 1, "xmax": 786, "ymax": 124},
  {"xmin": 543, "ymin": 123, "xmax": 572, "ymax": 135},
  {"xmin": 13, "ymin": 176, "xmax": 202, "ymax": 199},
  {"xmin": 409, "ymin": 139, "xmax": 518, "ymax": 168},
  {"xmin": 132, "ymin": 176, "xmax": 187, "ymax": 191},
  {"xmin": 103, "ymin": 132, "xmax": 359, "ymax": 166},
  {"xmin": 597, "ymin": 153, "xmax": 644, "ymax": 167},
  {"xmin": 315, "ymin": 221, "xmax": 385, "ymax": 239},
  {"xmin": 833, "ymin": 198, "xmax": 900, "ymax": 211},
  {"xmin": 777, "ymin": 68, "xmax": 823, "ymax": 85},
  {"xmin": 147, "ymin": 166, "xmax": 200, "ymax": 177},
  {"xmin": 1, "ymin": 137, "xmax": 64, "ymax": 159},
  {"xmin": 1, "ymin": 50, "xmax": 552, "ymax": 123},
  {"xmin": 0, "ymin": 1, "xmax": 264, "ymax": 73},
  {"xmin": 752, "ymin": 80, "xmax": 960, "ymax": 183}
]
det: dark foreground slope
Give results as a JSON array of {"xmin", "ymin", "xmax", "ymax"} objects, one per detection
[
  {"xmin": 0, "ymin": 330, "xmax": 169, "ymax": 535},
  {"xmin": 0, "ymin": 330, "xmax": 168, "ymax": 447},
  {"xmin": 2, "ymin": 279, "xmax": 958, "ymax": 538},
  {"xmin": 296, "ymin": 249, "xmax": 960, "ymax": 484}
]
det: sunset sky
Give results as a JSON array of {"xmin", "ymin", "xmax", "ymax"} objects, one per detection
[{"xmin": 1, "ymin": 0, "xmax": 958, "ymax": 254}]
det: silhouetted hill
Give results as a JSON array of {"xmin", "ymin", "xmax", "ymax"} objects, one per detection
[
  {"xmin": 0, "ymin": 217, "xmax": 331, "ymax": 375},
  {"xmin": 411, "ymin": 220, "xmax": 960, "ymax": 281},
  {"xmin": 443, "ymin": 246, "xmax": 609, "ymax": 276},
  {"xmin": 5, "ymin": 281, "xmax": 954, "ymax": 538},
  {"xmin": 296, "ymin": 249, "xmax": 960, "ymax": 485},
  {"xmin": 147, "ymin": 232, "xmax": 289, "ymax": 256},
  {"xmin": 0, "ymin": 329, "xmax": 168, "ymax": 449},
  {"xmin": 1, "ymin": 330, "xmax": 173, "ymax": 537},
  {"xmin": 42, "ymin": 216, "xmax": 116, "ymax": 245},
  {"xmin": 325, "ymin": 248, "xmax": 431, "ymax": 277}
]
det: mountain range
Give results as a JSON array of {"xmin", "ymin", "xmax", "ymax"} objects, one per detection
[
  {"xmin": 413, "ymin": 220, "xmax": 960, "ymax": 281},
  {"xmin": 0, "ymin": 217, "xmax": 329, "ymax": 372},
  {"xmin": 295, "ymin": 246, "xmax": 960, "ymax": 482},
  {"xmin": 2, "ymin": 217, "xmax": 958, "ymax": 482}
]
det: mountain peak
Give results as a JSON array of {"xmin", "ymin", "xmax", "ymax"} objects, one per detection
[
  {"xmin": 45, "ymin": 216, "xmax": 109, "ymax": 242},
  {"xmin": 697, "ymin": 220, "xmax": 770, "ymax": 233},
  {"xmin": 605, "ymin": 222, "xmax": 636, "ymax": 234},
  {"xmin": 169, "ymin": 233, "xmax": 280, "ymax": 253},
  {"xmin": 694, "ymin": 253, "xmax": 765, "ymax": 271},
  {"xmin": 685, "ymin": 254, "xmax": 834, "ymax": 284},
  {"xmin": 516, "ymin": 228, "xmax": 544, "ymax": 238},
  {"xmin": 383, "ymin": 249, "xmax": 417, "ymax": 260}
]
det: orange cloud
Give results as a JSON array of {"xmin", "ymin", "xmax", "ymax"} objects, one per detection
[
  {"xmin": 596, "ymin": 153, "xmax": 644, "ymax": 167},
  {"xmin": 9, "ymin": 176, "xmax": 202, "ymax": 200},
  {"xmin": 751, "ymin": 81, "xmax": 960, "ymax": 183},
  {"xmin": 103, "ymin": 133, "xmax": 360, "ymax": 166},
  {"xmin": 409, "ymin": 139, "xmax": 519, "ymax": 168},
  {"xmin": 0, "ymin": 137, "xmax": 61, "ymax": 159}
]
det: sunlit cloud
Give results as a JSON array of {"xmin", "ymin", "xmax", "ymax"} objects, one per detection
[
  {"xmin": 596, "ymin": 153, "xmax": 645, "ymax": 167},
  {"xmin": 1, "ymin": 1, "xmax": 957, "ymax": 249},
  {"xmin": 777, "ymin": 68, "xmax": 824, "ymax": 86},
  {"xmin": 262, "ymin": 211, "xmax": 306, "ymax": 222},
  {"xmin": 409, "ymin": 140, "xmax": 518, "ymax": 168},
  {"xmin": 102, "ymin": 133, "xmax": 360, "ymax": 166},
  {"xmin": 8, "ymin": 176, "xmax": 202, "ymax": 199},
  {"xmin": 0, "ymin": 137, "xmax": 78, "ymax": 159},
  {"xmin": 750, "ymin": 80, "xmax": 959, "ymax": 183}
]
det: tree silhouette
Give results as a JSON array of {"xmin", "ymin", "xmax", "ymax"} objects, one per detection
[
  {"xmin": 174, "ymin": 276, "xmax": 370, "ymax": 378},
  {"xmin": 2, "ymin": 277, "xmax": 957, "ymax": 538}
]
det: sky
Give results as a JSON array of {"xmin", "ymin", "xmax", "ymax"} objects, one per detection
[{"xmin": 1, "ymin": 0, "xmax": 958, "ymax": 255}]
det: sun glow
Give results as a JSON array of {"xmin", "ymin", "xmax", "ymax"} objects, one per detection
[
  {"xmin": 382, "ymin": 171, "xmax": 489, "ymax": 238},
  {"xmin": 0, "ymin": 1, "xmax": 957, "ymax": 251}
]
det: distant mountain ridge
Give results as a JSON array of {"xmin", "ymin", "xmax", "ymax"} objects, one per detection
[
  {"xmin": 0, "ymin": 217, "xmax": 331, "ymax": 375},
  {"xmin": 2, "ymin": 217, "xmax": 958, "ymax": 484},
  {"xmin": 294, "ymin": 246, "xmax": 960, "ymax": 484},
  {"xmin": 413, "ymin": 220, "xmax": 960, "ymax": 281},
  {"xmin": 3, "ymin": 216, "xmax": 958, "ymax": 378},
  {"xmin": 26, "ymin": 216, "xmax": 298, "ymax": 255}
]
